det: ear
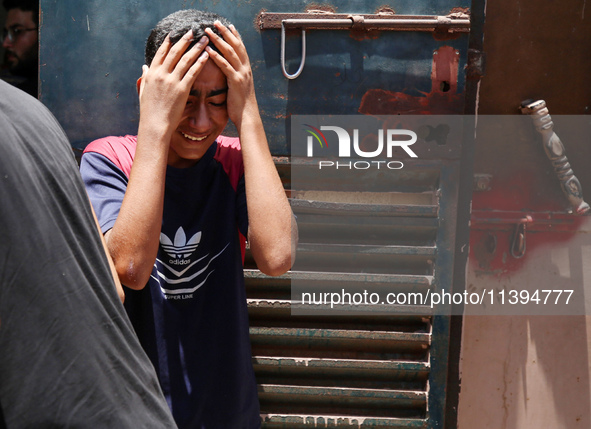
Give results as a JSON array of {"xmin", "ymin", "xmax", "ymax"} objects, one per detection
[{"xmin": 137, "ymin": 65, "xmax": 149, "ymax": 97}]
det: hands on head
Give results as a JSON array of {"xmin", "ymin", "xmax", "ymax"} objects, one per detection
[{"xmin": 138, "ymin": 20, "xmax": 256, "ymax": 136}]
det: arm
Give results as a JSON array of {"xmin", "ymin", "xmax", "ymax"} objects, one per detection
[
  {"xmin": 106, "ymin": 32, "xmax": 210, "ymax": 289},
  {"xmin": 90, "ymin": 202, "xmax": 125, "ymax": 303},
  {"xmin": 206, "ymin": 23, "xmax": 297, "ymax": 276}
]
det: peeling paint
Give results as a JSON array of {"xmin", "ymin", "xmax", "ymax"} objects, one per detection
[
  {"xmin": 375, "ymin": 6, "xmax": 396, "ymax": 15},
  {"xmin": 349, "ymin": 30, "xmax": 382, "ymax": 42},
  {"xmin": 358, "ymin": 46, "xmax": 462, "ymax": 115},
  {"xmin": 359, "ymin": 89, "xmax": 463, "ymax": 115},
  {"xmin": 305, "ymin": 4, "xmax": 337, "ymax": 14},
  {"xmin": 261, "ymin": 414, "xmax": 367, "ymax": 428},
  {"xmin": 431, "ymin": 46, "xmax": 459, "ymax": 94}
]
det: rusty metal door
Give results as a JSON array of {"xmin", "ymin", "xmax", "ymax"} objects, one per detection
[{"xmin": 39, "ymin": 0, "xmax": 484, "ymax": 427}]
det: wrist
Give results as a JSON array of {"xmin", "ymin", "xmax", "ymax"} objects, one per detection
[
  {"xmin": 233, "ymin": 98, "xmax": 262, "ymax": 133},
  {"xmin": 138, "ymin": 117, "xmax": 173, "ymax": 142}
]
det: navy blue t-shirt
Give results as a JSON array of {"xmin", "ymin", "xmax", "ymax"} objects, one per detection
[{"xmin": 81, "ymin": 135, "xmax": 260, "ymax": 429}]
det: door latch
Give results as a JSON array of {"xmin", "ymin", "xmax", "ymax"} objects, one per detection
[{"xmin": 258, "ymin": 11, "xmax": 471, "ymax": 79}]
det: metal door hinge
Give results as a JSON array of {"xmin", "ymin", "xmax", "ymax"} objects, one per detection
[{"xmin": 466, "ymin": 49, "xmax": 486, "ymax": 80}]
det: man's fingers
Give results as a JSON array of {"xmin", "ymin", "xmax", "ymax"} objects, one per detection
[
  {"xmin": 182, "ymin": 50, "xmax": 209, "ymax": 86},
  {"xmin": 215, "ymin": 21, "xmax": 240, "ymax": 44},
  {"xmin": 162, "ymin": 29, "xmax": 195, "ymax": 72},
  {"xmin": 174, "ymin": 36, "xmax": 209, "ymax": 79},
  {"xmin": 223, "ymin": 23, "xmax": 249, "ymax": 64},
  {"xmin": 204, "ymin": 46, "xmax": 232, "ymax": 76},
  {"xmin": 228, "ymin": 24, "xmax": 241, "ymax": 40},
  {"xmin": 150, "ymin": 34, "xmax": 172, "ymax": 67},
  {"xmin": 204, "ymin": 25, "xmax": 243, "ymax": 69}
]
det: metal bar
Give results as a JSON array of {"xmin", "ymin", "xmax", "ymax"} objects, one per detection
[
  {"xmin": 250, "ymin": 327, "xmax": 430, "ymax": 347},
  {"xmin": 259, "ymin": 12, "xmax": 471, "ymax": 32},
  {"xmin": 471, "ymin": 210, "xmax": 578, "ymax": 232},
  {"xmin": 261, "ymin": 414, "xmax": 428, "ymax": 428},
  {"xmin": 267, "ymin": 11, "xmax": 470, "ymax": 79},
  {"xmin": 244, "ymin": 269, "xmax": 434, "ymax": 285},
  {"xmin": 296, "ymin": 243, "xmax": 437, "ymax": 256},
  {"xmin": 290, "ymin": 199, "xmax": 439, "ymax": 217}
]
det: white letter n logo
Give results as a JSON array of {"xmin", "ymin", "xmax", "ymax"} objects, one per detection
[{"xmin": 320, "ymin": 126, "xmax": 350, "ymax": 157}]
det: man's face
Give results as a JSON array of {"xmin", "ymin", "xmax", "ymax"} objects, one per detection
[
  {"xmin": 168, "ymin": 59, "xmax": 229, "ymax": 169},
  {"xmin": 2, "ymin": 9, "xmax": 38, "ymax": 76}
]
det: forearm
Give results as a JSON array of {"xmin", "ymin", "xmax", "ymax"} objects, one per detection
[
  {"xmin": 89, "ymin": 201, "xmax": 125, "ymax": 302},
  {"xmin": 205, "ymin": 22, "xmax": 296, "ymax": 274},
  {"xmin": 102, "ymin": 30, "xmax": 209, "ymax": 289},
  {"xmin": 106, "ymin": 127, "xmax": 169, "ymax": 289},
  {"xmin": 238, "ymin": 101, "xmax": 295, "ymax": 275}
]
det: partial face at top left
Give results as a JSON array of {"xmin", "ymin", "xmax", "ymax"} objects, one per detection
[{"xmin": 2, "ymin": 9, "xmax": 38, "ymax": 76}]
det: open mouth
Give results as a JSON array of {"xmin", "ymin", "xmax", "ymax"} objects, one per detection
[{"xmin": 181, "ymin": 132, "xmax": 207, "ymax": 142}]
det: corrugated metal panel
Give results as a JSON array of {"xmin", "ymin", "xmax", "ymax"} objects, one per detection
[{"xmin": 245, "ymin": 157, "xmax": 460, "ymax": 428}]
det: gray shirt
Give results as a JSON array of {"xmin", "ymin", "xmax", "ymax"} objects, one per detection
[{"xmin": 0, "ymin": 80, "xmax": 176, "ymax": 428}]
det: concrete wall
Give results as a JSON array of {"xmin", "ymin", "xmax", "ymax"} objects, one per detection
[
  {"xmin": 458, "ymin": 0, "xmax": 591, "ymax": 427},
  {"xmin": 459, "ymin": 230, "xmax": 591, "ymax": 427}
]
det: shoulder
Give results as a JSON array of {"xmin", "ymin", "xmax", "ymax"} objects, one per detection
[
  {"xmin": 0, "ymin": 81, "xmax": 70, "ymax": 157},
  {"xmin": 214, "ymin": 136, "xmax": 244, "ymax": 190},
  {"xmin": 83, "ymin": 135, "xmax": 137, "ymax": 178}
]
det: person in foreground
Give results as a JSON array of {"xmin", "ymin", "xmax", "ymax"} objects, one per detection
[
  {"xmin": 0, "ymin": 80, "xmax": 177, "ymax": 428},
  {"xmin": 80, "ymin": 9, "xmax": 295, "ymax": 428}
]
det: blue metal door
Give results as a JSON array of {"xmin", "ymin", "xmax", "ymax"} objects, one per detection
[{"xmin": 39, "ymin": 1, "xmax": 481, "ymax": 427}]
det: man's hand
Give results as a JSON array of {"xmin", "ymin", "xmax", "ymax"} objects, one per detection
[
  {"xmin": 138, "ymin": 30, "xmax": 210, "ymax": 140},
  {"xmin": 204, "ymin": 22, "xmax": 258, "ymax": 131}
]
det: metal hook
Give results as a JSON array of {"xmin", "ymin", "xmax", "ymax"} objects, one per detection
[
  {"xmin": 510, "ymin": 216, "xmax": 532, "ymax": 259},
  {"xmin": 281, "ymin": 22, "xmax": 306, "ymax": 79}
]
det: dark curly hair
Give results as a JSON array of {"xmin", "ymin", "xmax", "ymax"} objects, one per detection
[
  {"xmin": 3, "ymin": 0, "xmax": 39, "ymax": 26},
  {"xmin": 145, "ymin": 9, "xmax": 231, "ymax": 66}
]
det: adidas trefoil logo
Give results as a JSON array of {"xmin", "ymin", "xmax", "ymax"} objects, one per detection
[{"xmin": 160, "ymin": 227, "xmax": 201, "ymax": 265}]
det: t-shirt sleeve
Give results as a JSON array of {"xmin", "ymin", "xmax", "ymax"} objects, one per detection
[{"xmin": 80, "ymin": 151, "xmax": 128, "ymax": 234}]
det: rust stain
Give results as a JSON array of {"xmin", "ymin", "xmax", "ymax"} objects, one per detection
[
  {"xmin": 375, "ymin": 6, "xmax": 396, "ymax": 15},
  {"xmin": 431, "ymin": 46, "xmax": 459, "ymax": 94},
  {"xmin": 449, "ymin": 7, "xmax": 470, "ymax": 15},
  {"xmin": 432, "ymin": 30, "xmax": 464, "ymax": 41},
  {"xmin": 358, "ymin": 46, "xmax": 463, "ymax": 115},
  {"xmin": 432, "ymin": 7, "xmax": 470, "ymax": 40},
  {"xmin": 349, "ymin": 30, "xmax": 382, "ymax": 41},
  {"xmin": 305, "ymin": 4, "xmax": 337, "ymax": 14},
  {"xmin": 254, "ymin": 9, "xmax": 267, "ymax": 32}
]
